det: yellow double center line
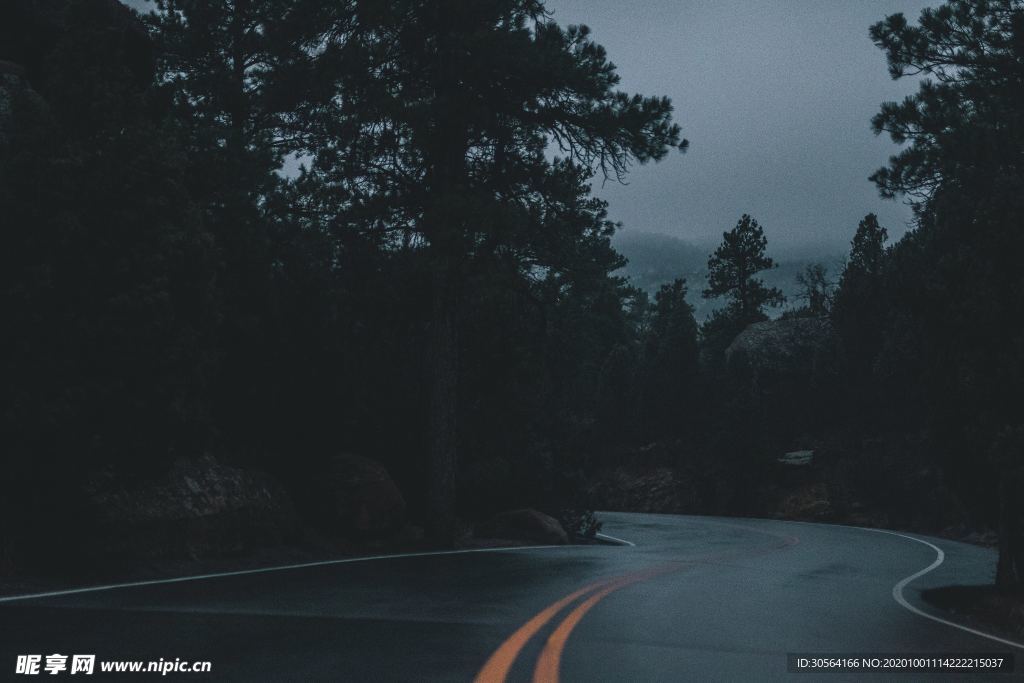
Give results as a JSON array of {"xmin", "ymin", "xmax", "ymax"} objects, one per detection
[
  {"xmin": 474, "ymin": 526, "xmax": 800, "ymax": 683},
  {"xmin": 474, "ymin": 564, "xmax": 681, "ymax": 683}
]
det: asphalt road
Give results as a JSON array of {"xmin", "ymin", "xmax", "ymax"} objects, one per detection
[{"xmin": 1, "ymin": 512, "xmax": 1021, "ymax": 681}]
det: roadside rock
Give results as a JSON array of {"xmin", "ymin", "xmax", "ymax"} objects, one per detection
[
  {"xmin": 323, "ymin": 453, "xmax": 406, "ymax": 538},
  {"xmin": 775, "ymin": 481, "xmax": 833, "ymax": 521},
  {"xmin": 587, "ymin": 465, "xmax": 698, "ymax": 514},
  {"xmin": 81, "ymin": 455, "xmax": 298, "ymax": 565},
  {"xmin": 475, "ymin": 509, "xmax": 568, "ymax": 545}
]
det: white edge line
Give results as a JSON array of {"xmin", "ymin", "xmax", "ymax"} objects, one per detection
[
  {"xmin": 692, "ymin": 516, "xmax": 1024, "ymax": 650},
  {"xmin": 595, "ymin": 532, "xmax": 635, "ymax": 547},
  {"xmin": 859, "ymin": 527, "xmax": 1024, "ymax": 651},
  {"xmin": 0, "ymin": 544, "xmax": 564, "ymax": 605}
]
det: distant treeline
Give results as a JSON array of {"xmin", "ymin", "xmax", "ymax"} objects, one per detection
[
  {"xmin": 1, "ymin": 0, "xmax": 1022, "ymax": 588},
  {"xmin": 612, "ymin": 231, "xmax": 844, "ymax": 322}
]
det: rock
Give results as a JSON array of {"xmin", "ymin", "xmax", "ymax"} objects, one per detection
[
  {"xmin": 587, "ymin": 465, "xmax": 698, "ymax": 514},
  {"xmin": 86, "ymin": 455, "xmax": 292, "ymax": 523},
  {"xmin": 776, "ymin": 482, "xmax": 833, "ymax": 521},
  {"xmin": 958, "ymin": 529, "xmax": 999, "ymax": 548},
  {"xmin": 778, "ymin": 450, "xmax": 814, "ymax": 467},
  {"xmin": 323, "ymin": 454, "xmax": 406, "ymax": 538},
  {"xmin": 725, "ymin": 316, "xmax": 834, "ymax": 372},
  {"xmin": 81, "ymin": 455, "xmax": 298, "ymax": 564},
  {"xmin": 476, "ymin": 509, "xmax": 568, "ymax": 545}
]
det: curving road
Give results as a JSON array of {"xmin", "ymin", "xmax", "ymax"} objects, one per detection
[{"xmin": 1, "ymin": 512, "xmax": 1020, "ymax": 680}]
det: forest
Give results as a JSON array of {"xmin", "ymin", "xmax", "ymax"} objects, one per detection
[{"xmin": 1, "ymin": 0, "xmax": 1023, "ymax": 598}]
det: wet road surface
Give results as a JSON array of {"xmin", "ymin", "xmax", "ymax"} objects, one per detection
[{"xmin": 1, "ymin": 512, "xmax": 1020, "ymax": 681}]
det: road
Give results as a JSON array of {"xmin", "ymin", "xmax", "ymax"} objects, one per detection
[{"xmin": 1, "ymin": 512, "xmax": 1020, "ymax": 681}]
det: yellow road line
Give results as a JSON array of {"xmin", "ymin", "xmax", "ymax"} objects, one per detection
[
  {"xmin": 473, "ymin": 576, "xmax": 619, "ymax": 683},
  {"xmin": 531, "ymin": 571, "xmax": 662, "ymax": 683},
  {"xmin": 475, "ymin": 565, "xmax": 678, "ymax": 683},
  {"xmin": 477, "ymin": 527, "xmax": 800, "ymax": 683}
]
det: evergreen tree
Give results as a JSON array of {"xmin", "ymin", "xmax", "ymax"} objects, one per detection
[
  {"xmin": 1, "ymin": 0, "xmax": 218, "ymax": 556},
  {"xmin": 830, "ymin": 214, "xmax": 891, "ymax": 426},
  {"xmin": 846, "ymin": 214, "xmax": 888, "ymax": 278},
  {"xmin": 702, "ymin": 214, "xmax": 784, "ymax": 323},
  {"xmin": 638, "ymin": 279, "xmax": 699, "ymax": 437},
  {"xmin": 870, "ymin": 0, "xmax": 1024, "ymax": 589},
  {"xmin": 306, "ymin": 0, "xmax": 686, "ymax": 538},
  {"xmin": 148, "ymin": 0, "xmax": 333, "ymax": 457},
  {"xmin": 870, "ymin": 0, "xmax": 1024, "ymax": 201},
  {"xmin": 832, "ymin": 214, "xmax": 888, "ymax": 367}
]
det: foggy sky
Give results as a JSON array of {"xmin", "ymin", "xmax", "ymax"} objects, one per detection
[{"xmin": 546, "ymin": 0, "xmax": 935, "ymax": 253}]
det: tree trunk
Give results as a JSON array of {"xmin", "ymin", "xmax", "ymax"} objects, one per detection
[
  {"xmin": 996, "ymin": 467, "xmax": 1024, "ymax": 591},
  {"xmin": 425, "ymin": 262, "xmax": 459, "ymax": 543},
  {"xmin": 227, "ymin": 0, "xmax": 248, "ymax": 156},
  {"xmin": 422, "ymin": 4, "xmax": 466, "ymax": 544}
]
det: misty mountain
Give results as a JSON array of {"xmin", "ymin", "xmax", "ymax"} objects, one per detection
[{"xmin": 612, "ymin": 230, "xmax": 845, "ymax": 321}]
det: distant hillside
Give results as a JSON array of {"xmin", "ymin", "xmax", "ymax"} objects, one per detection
[{"xmin": 612, "ymin": 231, "xmax": 845, "ymax": 321}]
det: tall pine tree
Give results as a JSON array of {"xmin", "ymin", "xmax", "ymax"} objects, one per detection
[
  {"xmin": 304, "ymin": 0, "xmax": 686, "ymax": 537},
  {"xmin": 703, "ymin": 214, "xmax": 783, "ymax": 323}
]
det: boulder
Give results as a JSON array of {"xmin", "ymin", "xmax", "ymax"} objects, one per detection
[
  {"xmin": 587, "ymin": 465, "xmax": 698, "ymax": 514},
  {"xmin": 476, "ymin": 509, "xmax": 568, "ymax": 545},
  {"xmin": 725, "ymin": 316, "xmax": 834, "ymax": 373},
  {"xmin": 778, "ymin": 450, "xmax": 814, "ymax": 467},
  {"xmin": 81, "ymin": 455, "xmax": 298, "ymax": 564},
  {"xmin": 323, "ymin": 453, "xmax": 406, "ymax": 537},
  {"xmin": 776, "ymin": 482, "xmax": 833, "ymax": 521}
]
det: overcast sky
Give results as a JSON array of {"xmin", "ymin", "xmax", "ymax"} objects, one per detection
[{"xmin": 546, "ymin": 0, "xmax": 935, "ymax": 253}]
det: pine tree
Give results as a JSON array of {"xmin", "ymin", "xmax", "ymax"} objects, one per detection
[
  {"xmin": 304, "ymin": 0, "xmax": 686, "ymax": 538},
  {"xmin": 1, "ymin": 0, "xmax": 219, "ymax": 553},
  {"xmin": 846, "ymin": 214, "xmax": 888, "ymax": 278},
  {"xmin": 638, "ymin": 279, "xmax": 699, "ymax": 437},
  {"xmin": 871, "ymin": 0, "xmax": 1024, "ymax": 589},
  {"xmin": 148, "ymin": 0, "xmax": 330, "ymax": 452},
  {"xmin": 702, "ymin": 214, "xmax": 784, "ymax": 323}
]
